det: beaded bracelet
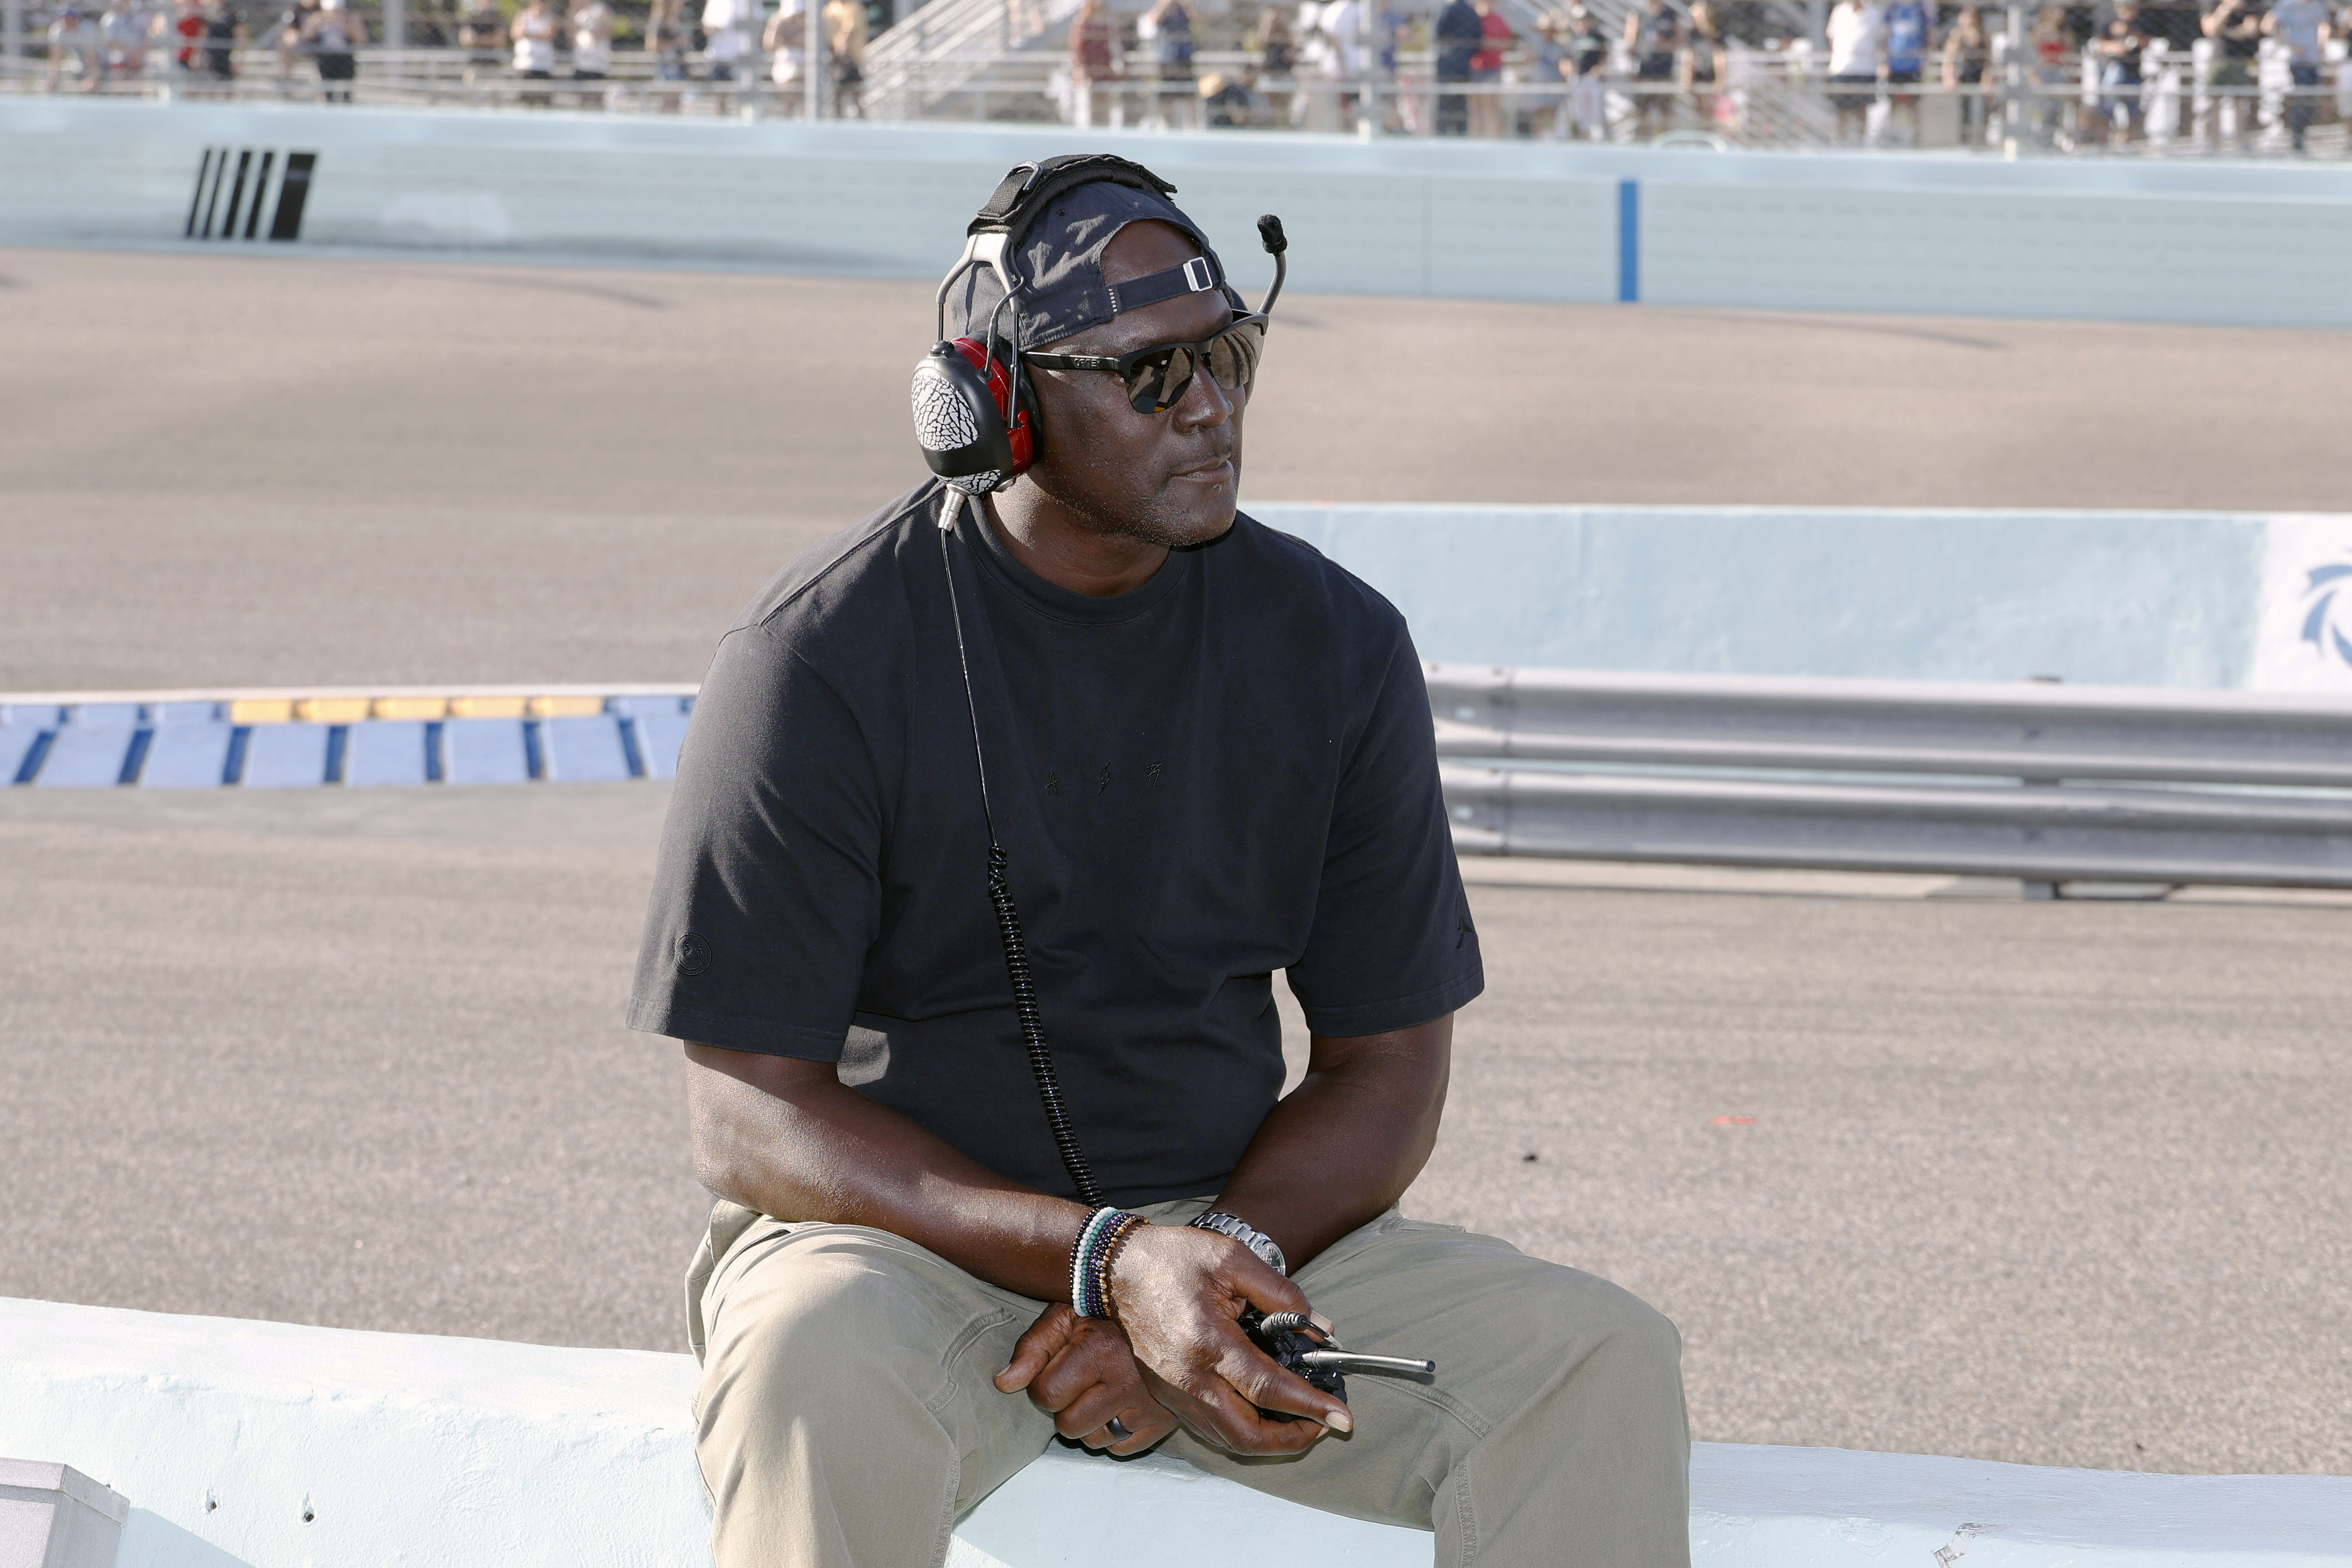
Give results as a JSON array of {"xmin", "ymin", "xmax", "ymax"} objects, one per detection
[
  {"xmin": 1069, "ymin": 1207, "xmax": 1146, "ymax": 1319},
  {"xmin": 1092, "ymin": 1212, "xmax": 1147, "ymax": 1322}
]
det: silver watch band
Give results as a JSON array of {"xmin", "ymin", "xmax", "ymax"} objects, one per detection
[{"xmin": 1188, "ymin": 1210, "xmax": 1288, "ymax": 1276}]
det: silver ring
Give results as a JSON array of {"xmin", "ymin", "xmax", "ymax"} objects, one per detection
[{"xmin": 1105, "ymin": 1416, "xmax": 1132, "ymax": 1443}]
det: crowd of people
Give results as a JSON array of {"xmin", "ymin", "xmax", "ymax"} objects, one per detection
[
  {"xmin": 42, "ymin": 0, "xmax": 378, "ymax": 97},
  {"xmin": 30, "ymin": 0, "xmax": 880, "ymax": 108},
  {"xmin": 24, "ymin": 0, "xmax": 2352, "ymax": 151},
  {"xmin": 1058, "ymin": 0, "xmax": 2348, "ymax": 144}
]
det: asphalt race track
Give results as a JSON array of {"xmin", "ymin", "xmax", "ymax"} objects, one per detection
[
  {"xmin": 4, "ymin": 247, "xmax": 2349, "ymax": 1480},
  {"xmin": 5, "ymin": 245, "xmax": 2351, "ymax": 690}
]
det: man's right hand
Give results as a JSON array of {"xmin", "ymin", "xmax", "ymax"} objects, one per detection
[{"xmin": 1108, "ymin": 1223, "xmax": 1352, "ymax": 1456}]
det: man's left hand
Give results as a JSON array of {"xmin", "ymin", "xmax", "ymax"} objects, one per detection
[{"xmin": 996, "ymin": 1303, "xmax": 1181, "ymax": 1455}]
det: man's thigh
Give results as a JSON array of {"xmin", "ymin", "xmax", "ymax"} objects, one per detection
[
  {"xmin": 1161, "ymin": 1212, "xmax": 1687, "ymax": 1544},
  {"xmin": 695, "ymin": 1208, "xmax": 1062, "ymax": 1531}
]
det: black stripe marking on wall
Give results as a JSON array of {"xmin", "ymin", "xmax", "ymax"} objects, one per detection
[
  {"xmin": 244, "ymin": 152, "xmax": 276, "ymax": 240},
  {"xmin": 199, "ymin": 148, "xmax": 226, "ymax": 238},
  {"xmin": 185, "ymin": 148, "xmax": 216, "ymax": 238},
  {"xmin": 221, "ymin": 150, "xmax": 253, "ymax": 239},
  {"xmin": 269, "ymin": 153, "xmax": 317, "ymax": 242}
]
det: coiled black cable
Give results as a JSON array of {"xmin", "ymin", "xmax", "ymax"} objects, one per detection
[{"xmin": 940, "ymin": 496, "xmax": 1108, "ymax": 1210}]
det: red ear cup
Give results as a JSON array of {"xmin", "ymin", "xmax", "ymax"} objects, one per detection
[{"xmin": 949, "ymin": 338, "xmax": 1036, "ymax": 477}]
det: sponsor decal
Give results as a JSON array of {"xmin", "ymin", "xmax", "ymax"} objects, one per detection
[{"xmin": 2252, "ymin": 516, "xmax": 2352, "ymax": 691}]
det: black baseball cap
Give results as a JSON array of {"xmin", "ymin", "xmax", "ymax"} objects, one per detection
[{"xmin": 947, "ymin": 161, "xmax": 1247, "ymax": 350}]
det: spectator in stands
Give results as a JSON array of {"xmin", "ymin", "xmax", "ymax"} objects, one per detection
[
  {"xmin": 1432, "ymin": 0, "xmax": 1479, "ymax": 133},
  {"xmin": 274, "ymin": 0, "xmax": 317, "ymax": 82},
  {"xmin": 1308, "ymin": 0, "xmax": 1366, "ymax": 132},
  {"xmin": 2093, "ymin": 0, "xmax": 2149, "ymax": 143},
  {"xmin": 1527, "ymin": 10, "xmax": 1570, "ymax": 136},
  {"xmin": 458, "ymin": 0, "xmax": 505, "ymax": 84},
  {"xmin": 1566, "ymin": 2, "xmax": 1608, "ymax": 138},
  {"xmin": 161, "ymin": 0, "xmax": 206, "ymax": 79},
  {"xmin": 45, "ymin": 5, "xmax": 101, "ymax": 89},
  {"xmin": 1069, "ymin": 0, "xmax": 1124, "ymax": 126},
  {"xmin": 1198, "ymin": 68, "xmax": 1256, "ymax": 122},
  {"xmin": 305, "ymin": 0, "xmax": 359, "ymax": 102},
  {"xmin": 100, "ymin": 0, "xmax": 149, "ymax": 86},
  {"xmin": 1941, "ymin": 3, "xmax": 1993, "ymax": 143},
  {"xmin": 571, "ymin": 0, "xmax": 614, "ymax": 90},
  {"xmin": 1681, "ymin": 0, "xmax": 1726, "ymax": 129},
  {"xmin": 2264, "ymin": 0, "xmax": 2332, "ymax": 151},
  {"xmin": 2028, "ymin": 3, "xmax": 2072, "ymax": 144},
  {"xmin": 1143, "ymin": 0, "xmax": 1196, "ymax": 127},
  {"xmin": 764, "ymin": 0, "xmax": 807, "ymax": 111},
  {"xmin": 646, "ymin": 0, "xmax": 692, "ymax": 101},
  {"xmin": 1625, "ymin": 0, "xmax": 1679, "ymax": 136},
  {"xmin": 2339, "ymin": 0, "xmax": 2352, "ymax": 122},
  {"xmin": 704, "ymin": 0, "xmax": 759, "ymax": 92},
  {"xmin": 1253, "ymin": 2, "xmax": 1297, "ymax": 123},
  {"xmin": 1824, "ymin": 0, "xmax": 1884, "ymax": 142},
  {"xmin": 511, "ymin": 0, "xmax": 556, "ymax": 100},
  {"xmin": 2202, "ymin": 0, "xmax": 2263, "ymax": 148},
  {"xmin": 202, "ymin": 0, "xmax": 245, "ymax": 84},
  {"xmin": 1366, "ymin": 2, "xmax": 1407, "ymax": 130},
  {"xmin": 1467, "ymin": 0, "xmax": 1512, "ymax": 135},
  {"xmin": 1880, "ymin": 0, "xmax": 1932, "ymax": 142},
  {"xmin": 822, "ymin": 0, "xmax": 867, "ymax": 114}
]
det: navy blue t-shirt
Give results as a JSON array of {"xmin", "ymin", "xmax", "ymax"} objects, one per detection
[{"xmin": 628, "ymin": 481, "xmax": 1482, "ymax": 1207}]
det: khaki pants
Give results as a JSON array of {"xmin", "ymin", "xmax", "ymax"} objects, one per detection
[{"xmin": 688, "ymin": 1196, "xmax": 1690, "ymax": 1568}]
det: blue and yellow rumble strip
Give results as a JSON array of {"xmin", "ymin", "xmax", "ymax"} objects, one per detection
[{"xmin": 1, "ymin": 689, "xmax": 696, "ymax": 789}]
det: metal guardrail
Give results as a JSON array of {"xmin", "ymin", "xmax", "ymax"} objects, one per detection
[{"xmin": 1428, "ymin": 663, "xmax": 2352, "ymax": 889}]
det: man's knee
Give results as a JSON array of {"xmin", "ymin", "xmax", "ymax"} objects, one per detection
[
  {"xmin": 1522, "ymin": 1266, "xmax": 1684, "ymax": 1392},
  {"xmin": 702, "ymin": 1232, "xmax": 963, "ymax": 1425}
]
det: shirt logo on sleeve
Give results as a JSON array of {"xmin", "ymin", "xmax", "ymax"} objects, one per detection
[{"xmin": 677, "ymin": 933, "xmax": 712, "ymax": 977}]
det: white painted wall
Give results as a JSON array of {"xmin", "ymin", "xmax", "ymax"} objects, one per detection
[
  {"xmin": 3, "ymin": 1297, "xmax": 2347, "ymax": 1568},
  {"xmin": 4, "ymin": 102, "xmax": 2351, "ymax": 327},
  {"xmin": 1258, "ymin": 505, "xmax": 2352, "ymax": 693}
]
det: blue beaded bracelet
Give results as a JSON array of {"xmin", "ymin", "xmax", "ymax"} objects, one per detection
[{"xmin": 1069, "ymin": 1207, "xmax": 1142, "ymax": 1319}]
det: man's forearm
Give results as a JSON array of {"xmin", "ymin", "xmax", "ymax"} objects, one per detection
[
  {"xmin": 685, "ymin": 1043, "xmax": 1091, "ymax": 1302},
  {"xmin": 1207, "ymin": 1016, "xmax": 1452, "ymax": 1275}
]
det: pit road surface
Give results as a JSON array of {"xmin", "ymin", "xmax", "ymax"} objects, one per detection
[{"xmin": 4, "ymin": 248, "xmax": 2348, "ymax": 1480}]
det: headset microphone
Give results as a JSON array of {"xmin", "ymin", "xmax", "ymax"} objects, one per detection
[{"xmin": 1255, "ymin": 215, "xmax": 1288, "ymax": 317}]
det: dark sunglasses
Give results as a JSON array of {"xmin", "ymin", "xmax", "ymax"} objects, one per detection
[{"xmin": 1023, "ymin": 315, "xmax": 1267, "ymax": 415}]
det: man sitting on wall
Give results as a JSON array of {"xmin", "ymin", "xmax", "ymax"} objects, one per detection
[{"xmin": 629, "ymin": 155, "xmax": 1691, "ymax": 1568}]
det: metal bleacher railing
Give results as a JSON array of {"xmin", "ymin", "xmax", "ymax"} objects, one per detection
[
  {"xmin": 5, "ymin": 7, "xmax": 2347, "ymax": 156},
  {"xmin": 1427, "ymin": 663, "xmax": 2352, "ymax": 891}
]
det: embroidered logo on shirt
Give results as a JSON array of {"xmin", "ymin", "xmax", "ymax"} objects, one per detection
[
  {"xmin": 1046, "ymin": 771, "xmax": 1060, "ymax": 795},
  {"xmin": 677, "ymin": 932, "xmax": 712, "ymax": 977},
  {"xmin": 1096, "ymin": 765, "xmax": 1114, "ymax": 794},
  {"xmin": 1147, "ymin": 762, "xmax": 1164, "ymax": 782}
]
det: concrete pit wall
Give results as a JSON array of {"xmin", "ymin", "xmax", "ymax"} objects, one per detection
[{"xmin": 5, "ymin": 102, "xmax": 2352, "ymax": 328}]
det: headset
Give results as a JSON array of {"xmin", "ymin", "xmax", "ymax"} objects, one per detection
[{"xmin": 912, "ymin": 154, "xmax": 1289, "ymax": 496}]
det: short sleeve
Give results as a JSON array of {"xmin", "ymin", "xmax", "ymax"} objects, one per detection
[
  {"xmin": 1284, "ymin": 636, "xmax": 1483, "ymax": 1037},
  {"xmin": 626, "ymin": 625, "xmax": 883, "ymax": 1059}
]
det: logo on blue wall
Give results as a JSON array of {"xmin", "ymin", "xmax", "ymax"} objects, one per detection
[{"xmin": 2301, "ymin": 562, "xmax": 2352, "ymax": 668}]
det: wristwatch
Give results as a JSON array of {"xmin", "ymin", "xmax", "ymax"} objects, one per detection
[{"xmin": 1188, "ymin": 1210, "xmax": 1288, "ymax": 1276}]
